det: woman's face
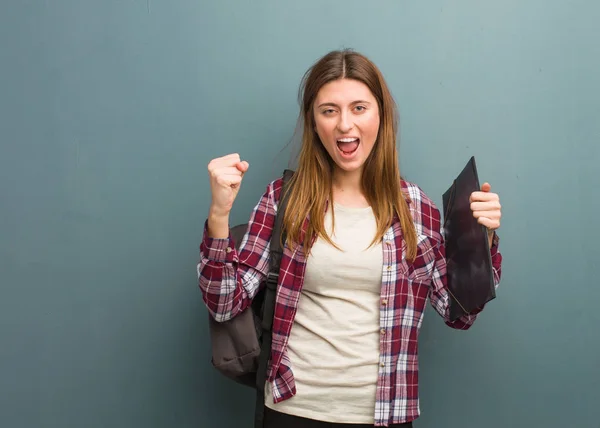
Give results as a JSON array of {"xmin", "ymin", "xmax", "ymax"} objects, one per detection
[{"xmin": 313, "ymin": 78, "xmax": 380, "ymax": 176}]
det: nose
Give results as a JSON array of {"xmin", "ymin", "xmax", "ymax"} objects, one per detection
[{"xmin": 337, "ymin": 111, "xmax": 353, "ymax": 133}]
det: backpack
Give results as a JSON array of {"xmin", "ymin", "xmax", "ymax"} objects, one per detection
[{"xmin": 206, "ymin": 169, "xmax": 294, "ymax": 428}]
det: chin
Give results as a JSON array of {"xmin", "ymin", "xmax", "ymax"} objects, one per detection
[{"xmin": 333, "ymin": 159, "xmax": 366, "ymax": 173}]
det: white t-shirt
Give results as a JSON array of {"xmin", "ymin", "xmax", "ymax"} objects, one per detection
[{"xmin": 265, "ymin": 202, "xmax": 383, "ymax": 424}]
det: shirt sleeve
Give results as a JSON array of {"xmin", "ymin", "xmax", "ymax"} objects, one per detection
[
  {"xmin": 197, "ymin": 181, "xmax": 279, "ymax": 322},
  {"xmin": 429, "ymin": 226, "xmax": 503, "ymax": 330}
]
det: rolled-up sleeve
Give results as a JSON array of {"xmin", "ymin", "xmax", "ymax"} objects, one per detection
[
  {"xmin": 197, "ymin": 180, "xmax": 280, "ymax": 322},
  {"xmin": 429, "ymin": 227, "xmax": 502, "ymax": 330}
]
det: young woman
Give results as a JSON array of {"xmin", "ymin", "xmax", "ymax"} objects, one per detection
[{"xmin": 198, "ymin": 49, "xmax": 503, "ymax": 428}]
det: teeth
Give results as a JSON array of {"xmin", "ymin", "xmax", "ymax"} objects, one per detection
[{"xmin": 337, "ymin": 138, "xmax": 358, "ymax": 143}]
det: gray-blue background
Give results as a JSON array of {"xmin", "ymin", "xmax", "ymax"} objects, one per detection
[{"xmin": 1, "ymin": 1, "xmax": 598, "ymax": 427}]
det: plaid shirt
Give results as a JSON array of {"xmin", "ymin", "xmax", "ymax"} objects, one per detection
[{"xmin": 198, "ymin": 177, "xmax": 502, "ymax": 427}]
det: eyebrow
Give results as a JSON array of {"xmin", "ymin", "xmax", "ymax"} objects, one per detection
[{"xmin": 317, "ymin": 100, "xmax": 372, "ymax": 108}]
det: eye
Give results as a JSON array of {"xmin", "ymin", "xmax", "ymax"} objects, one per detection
[
  {"xmin": 322, "ymin": 109, "xmax": 336, "ymax": 115},
  {"xmin": 354, "ymin": 105, "xmax": 366, "ymax": 112}
]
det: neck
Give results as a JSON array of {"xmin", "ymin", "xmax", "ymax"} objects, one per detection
[
  {"xmin": 332, "ymin": 167, "xmax": 362, "ymax": 192},
  {"xmin": 332, "ymin": 167, "xmax": 369, "ymax": 207}
]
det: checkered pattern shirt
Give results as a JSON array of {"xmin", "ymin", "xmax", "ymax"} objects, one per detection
[{"xmin": 198, "ymin": 177, "xmax": 502, "ymax": 427}]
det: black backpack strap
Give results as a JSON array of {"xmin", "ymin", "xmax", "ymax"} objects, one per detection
[{"xmin": 254, "ymin": 169, "xmax": 294, "ymax": 428}]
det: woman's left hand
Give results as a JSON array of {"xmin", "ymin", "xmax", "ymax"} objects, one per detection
[{"xmin": 470, "ymin": 183, "xmax": 502, "ymax": 248}]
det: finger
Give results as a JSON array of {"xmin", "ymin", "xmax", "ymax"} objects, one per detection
[
  {"xmin": 477, "ymin": 216, "xmax": 500, "ymax": 230},
  {"xmin": 208, "ymin": 154, "xmax": 242, "ymax": 170},
  {"xmin": 235, "ymin": 161, "xmax": 249, "ymax": 173},
  {"xmin": 470, "ymin": 191, "xmax": 499, "ymax": 203},
  {"xmin": 215, "ymin": 174, "xmax": 244, "ymax": 187},
  {"xmin": 472, "ymin": 210, "xmax": 502, "ymax": 220},
  {"xmin": 212, "ymin": 166, "xmax": 245, "ymax": 178},
  {"xmin": 470, "ymin": 201, "xmax": 501, "ymax": 212},
  {"xmin": 481, "ymin": 182, "xmax": 492, "ymax": 192},
  {"xmin": 211, "ymin": 153, "xmax": 241, "ymax": 166}
]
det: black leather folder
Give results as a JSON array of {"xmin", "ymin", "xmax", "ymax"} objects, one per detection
[{"xmin": 442, "ymin": 156, "xmax": 495, "ymax": 321}]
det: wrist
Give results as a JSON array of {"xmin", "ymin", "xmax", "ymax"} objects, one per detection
[{"xmin": 207, "ymin": 208, "xmax": 230, "ymax": 239}]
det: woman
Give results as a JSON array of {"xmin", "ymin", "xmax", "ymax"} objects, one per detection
[{"xmin": 198, "ymin": 49, "xmax": 502, "ymax": 428}]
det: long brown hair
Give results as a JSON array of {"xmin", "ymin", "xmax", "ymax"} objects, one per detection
[{"xmin": 283, "ymin": 49, "xmax": 417, "ymax": 261}]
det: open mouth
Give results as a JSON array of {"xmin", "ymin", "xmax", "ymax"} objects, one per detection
[{"xmin": 336, "ymin": 137, "xmax": 360, "ymax": 155}]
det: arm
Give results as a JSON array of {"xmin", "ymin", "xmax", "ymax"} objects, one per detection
[
  {"xmin": 197, "ymin": 180, "xmax": 279, "ymax": 322},
  {"xmin": 429, "ymin": 223, "xmax": 503, "ymax": 330}
]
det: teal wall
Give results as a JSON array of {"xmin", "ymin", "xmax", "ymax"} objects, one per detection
[{"xmin": 1, "ymin": 1, "xmax": 598, "ymax": 427}]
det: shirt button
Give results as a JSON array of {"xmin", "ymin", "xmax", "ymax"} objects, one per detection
[
  {"xmin": 380, "ymin": 362, "xmax": 385, "ymax": 368},
  {"xmin": 386, "ymin": 265, "xmax": 392, "ymax": 271},
  {"xmin": 225, "ymin": 247, "xmax": 232, "ymax": 253},
  {"xmin": 380, "ymin": 328, "xmax": 386, "ymax": 335},
  {"xmin": 385, "ymin": 240, "xmax": 393, "ymax": 246},
  {"xmin": 381, "ymin": 299, "xmax": 388, "ymax": 306}
]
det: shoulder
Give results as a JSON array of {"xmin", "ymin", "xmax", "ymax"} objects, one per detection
[
  {"xmin": 401, "ymin": 179, "xmax": 443, "ymax": 242},
  {"xmin": 263, "ymin": 176, "xmax": 287, "ymax": 213}
]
